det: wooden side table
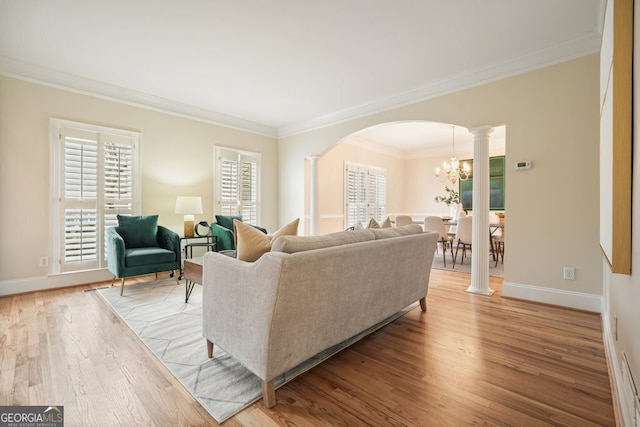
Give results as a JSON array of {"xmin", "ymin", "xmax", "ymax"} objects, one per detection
[{"xmin": 183, "ymin": 257, "xmax": 203, "ymax": 303}]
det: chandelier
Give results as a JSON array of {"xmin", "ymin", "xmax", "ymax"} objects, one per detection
[{"xmin": 435, "ymin": 126, "xmax": 471, "ymax": 184}]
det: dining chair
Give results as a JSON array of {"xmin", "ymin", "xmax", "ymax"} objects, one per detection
[
  {"xmin": 493, "ymin": 229, "xmax": 505, "ymax": 267},
  {"xmin": 453, "ymin": 216, "xmax": 473, "ymax": 268},
  {"xmin": 395, "ymin": 215, "xmax": 413, "ymax": 227},
  {"xmin": 424, "ymin": 216, "xmax": 453, "ymax": 267}
]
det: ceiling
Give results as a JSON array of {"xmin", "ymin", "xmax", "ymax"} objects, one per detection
[{"xmin": 0, "ymin": 1, "xmax": 603, "ymax": 144}]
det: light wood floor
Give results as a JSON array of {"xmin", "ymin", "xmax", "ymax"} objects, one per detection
[{"xmin": 0, "ymin": 270, "xmax": 615, "ymax": 426}]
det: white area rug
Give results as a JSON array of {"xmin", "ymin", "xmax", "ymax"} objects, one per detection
[{"xmin": 97, "ymin": 279, "xmax": 415, "ymax": 423}]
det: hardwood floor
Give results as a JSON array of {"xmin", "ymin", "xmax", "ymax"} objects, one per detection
[{"xmin": 0, "ymin": 270, "xmax": 615, "ymax": 426}]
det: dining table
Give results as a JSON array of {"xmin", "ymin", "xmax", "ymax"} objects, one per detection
[{"xmin": 444, "ymin": 219, "xmax": 504, "ymax": 262}]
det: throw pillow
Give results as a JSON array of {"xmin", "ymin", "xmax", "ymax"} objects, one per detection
[
  {"xmin": 380, "ymin": 216, "xmax": 392, "ymax": 228},
  {"xmin": 367, "ymin": 218, "xmax": 380, "ymax": 229},
  {"xmin": 234, "ymin": 220, "xmax": 272, "ymax": 262},
  {"xmin": 234, "ymin": 218, "xmax": 300, "ymax": 262},
  {"xmin": 117, "ymin": 215, "xmax": 159, "ymax": 248},
  {"xmin": 270, "ymin": 217, "xmax": 300, "ymax": 240},
  {"xmin": 215, "ymin": 215, "xmax": 242, "ymax": 230}
]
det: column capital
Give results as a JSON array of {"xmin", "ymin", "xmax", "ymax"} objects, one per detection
[{"xmin": 468, "ymin": 125, "xmax": 494, "ymax": 137}]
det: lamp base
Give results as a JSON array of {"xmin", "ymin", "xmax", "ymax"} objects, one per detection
[{"xmin": 183, "ymin": 215, "xmax": 195, "ymax": 237}]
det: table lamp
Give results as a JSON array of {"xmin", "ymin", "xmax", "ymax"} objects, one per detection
[{"xmin": 175, "ymin": 196, "xmax": 203, "ymax": 237}]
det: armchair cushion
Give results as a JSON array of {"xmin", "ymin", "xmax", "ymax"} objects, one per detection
[
  {"xmin": 215, "ymin": 215, "xmax": 242, "ymax": 231},
  {"xmin": 124, "ymin": 247, "xmax": 177, "ymax": 267},
  {"xmin": 117, "ymin": 215, "xmax": 159, "ymax": 248}
]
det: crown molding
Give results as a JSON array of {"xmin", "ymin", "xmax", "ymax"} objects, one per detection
[
  {"xmin": 277, "ymin": 33, "xmax": 602, "ymax": 138},
  {"xmin": 0, "ymin": 56, "xmax": 278, "ymax": 138},
  {"xmin": 0, "ymin": 30, "xmax": 600, "ymax": 141}
]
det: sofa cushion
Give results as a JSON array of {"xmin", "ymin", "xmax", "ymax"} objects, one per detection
[
  {"xmin": 369, "ymin": 223, "xmax": 423, "ymax": 239},
  {"xmin": 117, "ymin": 214, "xmax": 158, "ymax": 248},
  {"xmin": 215, "ymin": 215, "xmax": 242, "ymax": 230},
  {"xmin": 271, "ymin": 228, "xmax": 374, "ymax": 254},
  {"xmin": 234, "ymin": 218, "xmax": 300, "ymax": 262},
  {"xmin": 124, "ymin": 247, "xmax": 175, "ymax": 267}
]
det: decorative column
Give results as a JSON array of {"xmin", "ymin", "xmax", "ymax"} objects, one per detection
[
  {"xmin": 308, "ymin": 156, "xmax": 320, "ymax": 236},
  {"xmin": 466, "ymin": 126, "xmax": 494, "ymax": 296}
]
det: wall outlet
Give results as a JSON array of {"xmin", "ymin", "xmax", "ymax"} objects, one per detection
[
  {"xmin": 39, "ymin": 257, "xmax": 48, "ymax": 267},
  {"xmin": 563, "ymin": 266, "xmax": 575, "ymax": 280}
]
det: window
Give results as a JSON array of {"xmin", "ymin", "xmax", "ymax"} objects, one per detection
[
  {"xmin": 215, "ymin": 147, "xmax": 260, "ymax": 224},
  {"xmin": 459, "ymin": 155, "xmax": 505, "ymax": 211},
  {"xmin": 344, "ymin": 162, "xmax": 386, "ymax": 228},
  {"xmin": 51, "ymin": 119, "xmax": 140, "ymax": 273}
]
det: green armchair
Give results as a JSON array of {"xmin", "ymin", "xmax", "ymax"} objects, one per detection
[
  {"xmin": 107, "ymin": 215, "xmax": 181, "ymax": 296},
  {"xmin": 211, "ymin": 215, "xmax": 267, "ymax": 251}
]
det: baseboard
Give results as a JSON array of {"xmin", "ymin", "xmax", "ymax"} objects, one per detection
[
  {"xmin": 0, "ymin": 269, "xmax": 113, "ymax": 296},
  {"xmin": 502, "ymin": 281, "xmax": 602, "ymax": 313}
]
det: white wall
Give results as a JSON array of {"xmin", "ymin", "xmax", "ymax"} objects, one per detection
[
  {"xmin": 0, "ymin": 76, "xmax": 278, "ymax": 293},
  {"xmin": 279, "ymin": 54, "xmax": 602, "ymax": 308}
]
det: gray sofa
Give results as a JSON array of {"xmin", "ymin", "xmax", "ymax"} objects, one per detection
[{"xmin": 202, "ymin": 224, "xmax": 438, "ymax": 408}]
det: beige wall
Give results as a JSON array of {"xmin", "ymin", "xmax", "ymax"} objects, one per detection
[
  {"xmin": 316, "ymin": 137, "xmax": 405, "ymax": 233},
  {"xmin": 0, "ymin": 76, "xmax": 278, "ymax": 287},
  {"xmin": 279, "ymin": 54, "xmax": 602, "ymax": 303},
  {"xmin": 600, "ymin": 3, "xmax": 640, "ymax": 422}
]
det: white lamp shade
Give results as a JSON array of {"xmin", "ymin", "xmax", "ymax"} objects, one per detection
[{"xmin": 175, "ymin": 196, "xmax": 203, "ymax": 214}]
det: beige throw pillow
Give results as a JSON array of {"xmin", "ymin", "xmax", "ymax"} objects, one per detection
[
  {"xmin": 367, "ymin": 218, "xmax": 380, "ymax": 229},
  {"xmin": 367, "ymin": 217, "xmax": 391, "ymax": 229},
  {"xmin": 234, "ymin": 218, "xmax": 300, "ymax": 262},
  {"xmin": 234, "ymin": 220, "xmax": 272, "ymax": 262}
]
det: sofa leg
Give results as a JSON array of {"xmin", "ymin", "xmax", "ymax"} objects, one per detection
[
  {"xmin": 419, "ymin": 297, "xmax": 427, "ymax": 312},
  {"xmin": 262, "ymin": 380, "xmax": 276, "ymax": 408},
  {"xmin": 120, "ymin": 278, "xmax": 126, "ymax": 296},
  {"xmin": 206, "ymin": 339, "xmax": 214, "ymax": 358}
]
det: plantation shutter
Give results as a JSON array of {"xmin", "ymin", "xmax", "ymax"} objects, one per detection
[
  {"xmin": 215, "ymin": 147, "xmax": 260, "ymax": 224},
  {"xmin": 239, "ymin": 158, "xmax": 258, "ymax": 224},
  {"xmin": 219, "ymin": 156, "xmax": 239, "ymax": 216},
  {"xmin": 344, "ymin": 162, "xmax": 386, "ymax": 228},
  {"xmin": 369, "ymin": 171, "xmax": 386, "ymax": 221},
  {"xmin": 102, "ymin": 135, "xmax": 135, "ymax": 255},
  {"xmin": 62, "ymin": 129, "xmax": 99, "ymax": 268},
  {"xmin": 54, "ymin": 121, "xmax": 139, "ymax": 273}
]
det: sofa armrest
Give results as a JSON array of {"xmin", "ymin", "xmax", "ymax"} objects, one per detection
[
  {"xmin": 157, "ymin": 226, "xmax": 180, "ymax": 257},
  {"xmin": 106, "ymin": 227, "xmax": 125, "ymax": 277},
  {"xmin": 211, "ymin": 223, "xmax": 235, "ymax": 250},
  {"xmin": 202, "ymin": 251, "xmax": 287, "ymax": 380}
]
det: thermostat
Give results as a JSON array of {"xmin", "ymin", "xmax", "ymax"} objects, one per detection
[{"xmin": 514, "ymin": 161, "xmax": 532, "ymax": 170}]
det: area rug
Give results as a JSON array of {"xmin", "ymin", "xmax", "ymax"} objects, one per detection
[
  {"xmin": 96, "ymin": 279, "xmax": 415, "ymax": 423},
  {"xmin": 431, "ymin": 249, "xmax": 504, "ymax": 278}
]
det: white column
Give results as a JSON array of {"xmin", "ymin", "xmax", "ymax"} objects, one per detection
[
  {"xmin": 466, "ymin": 126, "xmax": 494, "ymax": 296},
  {"xmin": 308, "ymin": 156, "xmax": 320, "ymax": 236}
]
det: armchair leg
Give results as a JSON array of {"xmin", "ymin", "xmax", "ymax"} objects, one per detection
[
  {"xmin": 206, "ymin": 339, "xmax": 214, "ymax": 358},
  {"xmin": 262, "ymin": 380, "xmax": 276, "ymax": 408},
  {"xmin": 120, "ymin": 278, "xmax": 126, "ymax": 296},
  {"xmin": 174, "ymin": 270, "xmax": 180, "ymax": 286},
  {"xmin": 111, "ymin": 276, "xmax": 116, "ymax": 286}
]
